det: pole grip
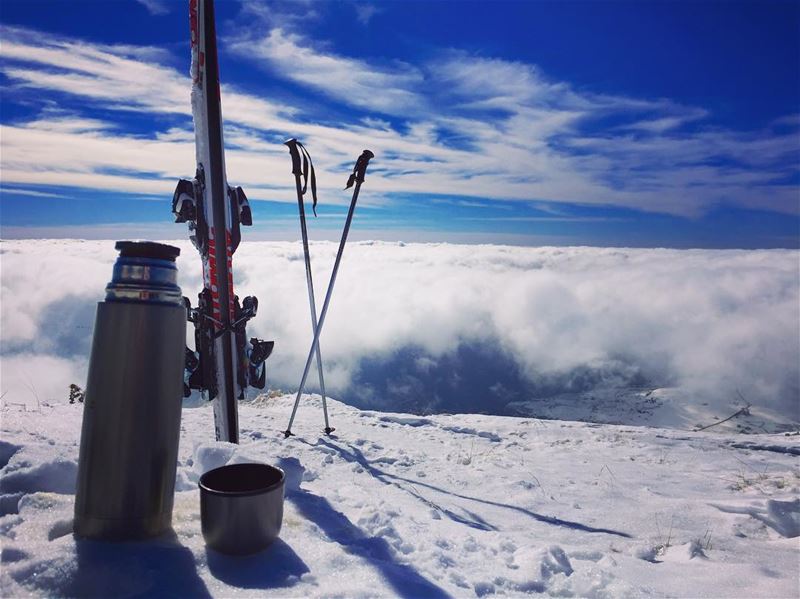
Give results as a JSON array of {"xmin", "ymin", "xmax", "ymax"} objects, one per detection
[
  {"xmin": 345, "ymin": 150, "xmax": 375, "ymax": 189},
  {"xmin": 354, "ymin": 150, "xmax": 374, "ymax": 184},
  {"xmin": 284, "ymin": 138, "xmax": 303, "ymax": 176}
]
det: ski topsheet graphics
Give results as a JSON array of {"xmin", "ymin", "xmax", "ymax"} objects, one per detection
[{"xmin": 173, "ymin": 0, "xmax": 272, "ymax": 443}]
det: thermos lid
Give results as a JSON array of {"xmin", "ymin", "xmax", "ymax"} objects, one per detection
[
  {"xmin": 107, "ymin": 241, "xmax": 183, "ymax": 305},
  {"xmin": 115, "ymin": 241, "xmax": 181, "ymax": 261}
]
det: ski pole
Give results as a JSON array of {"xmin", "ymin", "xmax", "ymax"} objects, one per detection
[
  {"xmin": 284, "ymin": 138, "xmax": 332, "ymax": 434},
  {"xmin": 284, "ymin": 149, "xmax": 374, "ymax": 438}
]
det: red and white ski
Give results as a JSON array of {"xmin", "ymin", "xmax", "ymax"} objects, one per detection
[{"xmin": 173, "ymin": 0, "xmax": 272, "ymax": 443}]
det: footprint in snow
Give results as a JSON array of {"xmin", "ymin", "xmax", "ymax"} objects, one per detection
[
  {"xmin": 378, "ymin": 416, "xmax": 433, "ymax": 427},
  {"xmin": 0, "ymin": 441, "xmax": 22, "ymax": 470},
  {"xmin": 441, "ymin": 426, "xmax": 501, "ymax": 442},
  {"xmin": 711, "ymin": 499, "xmax": 800, "ymax": 538}
]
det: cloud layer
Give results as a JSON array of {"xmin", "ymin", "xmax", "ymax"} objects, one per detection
[{"xmin": 2, "ymin": 240, "xmax": 797, "ymax": 424}]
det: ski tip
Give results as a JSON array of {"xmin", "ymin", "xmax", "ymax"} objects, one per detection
[{"xmin": 283, "ymin": 138, "xmax": 298, "ymax": 147}]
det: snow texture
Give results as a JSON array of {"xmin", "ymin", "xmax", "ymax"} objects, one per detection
[{"xmin": 1, "ymin": 396, "xmax": 799, "ymax": 598}]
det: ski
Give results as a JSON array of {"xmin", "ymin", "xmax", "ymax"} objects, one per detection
[{"xmin": 173, "ymin": 0, "xmax": 272, "ymax": 443}]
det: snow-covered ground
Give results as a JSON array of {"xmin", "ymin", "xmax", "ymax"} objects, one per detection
[
  {"xmin": 507, "ymin": 386, "xmax": 798, "ymax": 434},
  {"xmin": 1, "ymin": 395, "xmax": 798, "ymax": 598}
]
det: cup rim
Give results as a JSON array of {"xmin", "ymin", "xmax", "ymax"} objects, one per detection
[{"xmin": 198, "ymin": 462, "xmax": 285, "ymax": 497}]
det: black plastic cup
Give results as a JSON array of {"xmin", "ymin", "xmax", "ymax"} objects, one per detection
[{"xmin": 199, "ymin": 463, "xmax": 285, "ymax": 555}]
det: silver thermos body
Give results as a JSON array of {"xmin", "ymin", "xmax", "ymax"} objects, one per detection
[{"xmin": 74, "ymin": 241, "xmax": 186, "ymax": 540}]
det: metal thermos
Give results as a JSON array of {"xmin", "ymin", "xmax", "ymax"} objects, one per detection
[{"xmin": 74, "ymin": 241, "xmax": 186, "ymax": 540}]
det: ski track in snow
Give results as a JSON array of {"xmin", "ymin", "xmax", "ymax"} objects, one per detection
[{"xmin": 1, "ymin": 395, "xmax": 798, "ymax": 598}]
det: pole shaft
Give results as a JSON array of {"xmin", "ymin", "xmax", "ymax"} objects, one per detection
[
  {"xmin": 285, "ymin": 180, "xmax": 363, "ymax": 434},
  {"xmin": 293, "ymin": 174, "xmax": 331, "ymax": 429}
]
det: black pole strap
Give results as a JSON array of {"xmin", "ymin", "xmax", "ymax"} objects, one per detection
[{"xmin": 284, "ymin": 138, "xmax": 319, "ymax": 216}]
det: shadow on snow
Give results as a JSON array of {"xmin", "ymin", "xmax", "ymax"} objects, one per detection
[
  {"xmin": 205, "ymin": 538, "xmax": 309, "ymax": 590},
  {"xmin": 315, "ymin": 439, "xmax": 632, "ymax": 539},
  {"xmin": 62, "ymin": 532, "xmax": 212, "ymax": 598},
  {"xmin": 279, "ymin": 457, "xmax": 451, "ymax": 599}
]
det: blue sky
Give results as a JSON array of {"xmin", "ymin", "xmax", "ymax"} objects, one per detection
[{"xmin": 0, "ymin": 0, "xmax": 798, "ymax": 247}]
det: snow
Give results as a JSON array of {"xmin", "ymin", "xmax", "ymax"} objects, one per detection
[{"xmin": 1, "ymin": 396, "xmax": 798, "ymax": 598}]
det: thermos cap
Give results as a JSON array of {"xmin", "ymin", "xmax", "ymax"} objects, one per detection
[
  {"xmin": 115, "ymin": 241, "xmax": 181, "ymax": 261},
  {"xmin": 106, "ymin": 240, "xmax": 183, "ymax": 305}
]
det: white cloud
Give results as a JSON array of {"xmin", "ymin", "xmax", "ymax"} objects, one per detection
[
  {"xmin": 229, "ymin": 28, "xmax": 424, "ymax": 115},
  {"xmin": 0, "ymin": 187, "xmax": 67, "ymax": 199},
  {"xmin": 0, "ymin": 26, "xmax": 295, "ymax": 122},
  {"xmin": 232, "ymin": 0, "xmax": 319, "ymax": 32},
  {"xmin": 435, "ymin": 54, "xmax": 566, "ymax": 110},
  {"xmin": 0, "ymin": 354, "xmax": 87, "ymax": 408},
  {"xmin": 2, "ymin": 241, "xmax": 797, "ymax": 424},
  {"xmin": 24, "ymin": 114, "xmax": 115, "ymax": 134},
  {"xmin": 226, "ymin": 30, "xmax": 799, "ymax": 215},
  {"xmin": 354, "ymin": 3, "xmax": 380, "ymax": 25},
  {"xmin": 135, "ymin": 0, "xmax": 170, "ymax": 16},
  {"xmin": 0, "ymin": 27, "xmax": 188, "ymax": 115}
]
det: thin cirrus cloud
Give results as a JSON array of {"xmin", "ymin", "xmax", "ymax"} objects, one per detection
[
  {"xmin": 354, "ymin": 4, "xmax": 381, "ymax": 26},
  {"xmin": 229, "ymin": 28, "xmax": 425, "ymax": 115},
  {"xmin": 135, "ymin": 0, "xmax": 171, "ymax": 16},
  {"xmin": 0, "ymin": 22, "xmax": 798, "ymax": 220},
  {"xmin": 233, "ymin": 27, "xmax": 799, "ymax": 216}
]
